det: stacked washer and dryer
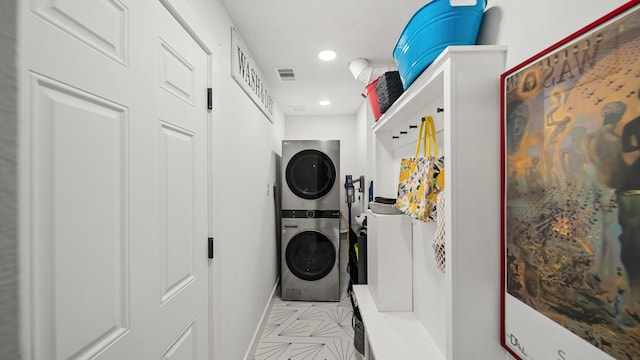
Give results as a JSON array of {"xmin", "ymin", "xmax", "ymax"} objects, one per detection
[{"xmin": 281, "ymin": 140, "xmax": 341, "ymax": 301}]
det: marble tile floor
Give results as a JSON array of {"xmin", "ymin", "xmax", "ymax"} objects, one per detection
[{"xmin": 251, "ymin": 235, "xmax": 365, "ymax": 360}]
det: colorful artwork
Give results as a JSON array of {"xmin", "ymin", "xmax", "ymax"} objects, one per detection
[{"xmin": 502, "ymin": 2, "xmax": 640, "ymax": 359}]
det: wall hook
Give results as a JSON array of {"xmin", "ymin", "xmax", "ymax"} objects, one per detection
[{"xmin": 437, "ymin": 107, "xmax": 444, "ymax": 113}]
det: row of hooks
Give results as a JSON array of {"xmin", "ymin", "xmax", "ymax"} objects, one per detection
[{"xmin": 391, "ymin": 107, "xmax": 444, "ymax": 139}]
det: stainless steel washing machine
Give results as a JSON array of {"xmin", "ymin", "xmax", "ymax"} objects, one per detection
[
  {"xmin": 281, "ymin": 211, "xmax": 340, "ymax": 301},
  {"xmin": 281, "ymin": 140, "xmax": 340, "ymax": 211}
]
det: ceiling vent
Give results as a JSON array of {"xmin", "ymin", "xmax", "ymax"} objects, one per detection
[{"xmin": 275, "ymin": 67, "xmax": 296, "ymax": 81}]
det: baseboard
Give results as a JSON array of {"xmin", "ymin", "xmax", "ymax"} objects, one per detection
[{"xmin": 243, "ymin": 279, "xmax": 279, "ymax": 360}]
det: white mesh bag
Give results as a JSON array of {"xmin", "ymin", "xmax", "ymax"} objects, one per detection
[{"xmin": 432, "ymin": 190, "xmax": 446, "ymax": 273}]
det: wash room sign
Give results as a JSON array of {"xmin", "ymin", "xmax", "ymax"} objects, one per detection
[{"xmin": 231, "ymin": 27, "xmax": 274, "ymax": 123}]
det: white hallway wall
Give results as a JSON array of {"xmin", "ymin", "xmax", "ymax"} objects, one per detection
[
  {"xmin": 482, "ymin": 0, "xmax": 627, "ymax": 69},
  {"xmin": 355, "ymin": 103, "xmax": 370, "ymax": 209}
]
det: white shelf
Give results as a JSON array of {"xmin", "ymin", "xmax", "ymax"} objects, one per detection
[
  {"xmin": 365, "ymin": 45, "xmax": 508, "ymax": 360},
  {"xmin": 353, "ymin": 285, "xmax": 445, "ymax": 360},
  {"xmin": 372, "ymin": 46, "xmax": 506, "ymax": 137}
]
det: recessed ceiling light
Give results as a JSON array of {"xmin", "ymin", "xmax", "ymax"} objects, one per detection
[
  {"xmin": 318, "ymin": 50, "xmax": 336, "ymax": 61},
  {"xmin": 319, "ymin": 100, "xmax": 331, "ymax": 106}
]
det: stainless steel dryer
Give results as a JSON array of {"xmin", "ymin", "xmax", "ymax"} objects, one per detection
[
  {"xmin": 281, "ymin": 210, "xmax": 340, "ymax": 301},
  {"xmin": 281, "ymin": 140, "xmax": 340, "ymax": 211}
]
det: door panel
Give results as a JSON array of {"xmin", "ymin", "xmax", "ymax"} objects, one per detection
[
  {"xmin": 160, "ymin": 39, "xmax": 196, "ymax": 105},
  {"xmin": 32, "ymin": 0, "xmax": 128, "ymax": 64},
  {"xmin": 160, "ymin": 122, "xmax": 196, "ymax": 305},
  {"xmin": 30, "ymin": 73, "xmax": 130, "ymax": 360},
  {"xmin": 161, "ymin": 320, "xmax": 197, "ymax": 360}
]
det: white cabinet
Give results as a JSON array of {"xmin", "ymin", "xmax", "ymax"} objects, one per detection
[
  {"xmin": 355, "ymin": 45, "xmax": 507, "ymax": 360},
  {"xmin": 367, "ymin": 212, "xmax": 412, "ymax": 311}
]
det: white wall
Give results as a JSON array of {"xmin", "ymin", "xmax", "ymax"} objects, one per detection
[
  {"xmin": 480, "ymin": 0, "xmax": 627, "ymax": 68},
  {"xmin": 144, "ymin": 1, "xmax": 286, "ymax": 360},
  {"xmin": 285, "ymin": 115, "xmax": 365, "ymax": 225},
  {"xmin": 355, "ymin": 102, "xmax": 370, "ymax": 212}
]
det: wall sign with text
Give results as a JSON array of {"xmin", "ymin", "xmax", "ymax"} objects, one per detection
[{"xmin": 231, "ymin": 27, "xmax": 274, "ymax": 123}]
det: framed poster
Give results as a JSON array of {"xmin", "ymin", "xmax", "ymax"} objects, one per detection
[{"xmin": 501, "ymin": 1, "xmax": 640, "ymax": 359}]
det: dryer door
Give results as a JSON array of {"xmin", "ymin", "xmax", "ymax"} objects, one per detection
[
  {"xmin": 285, "ymin": 149, "xmax": 336, "ymax": 200},
  {"xmin": 285, "ymin": 230, "xmax": 336, "ymax": 281}
]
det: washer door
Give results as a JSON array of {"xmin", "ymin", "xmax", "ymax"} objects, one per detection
[
  {"xmin": 285, "ymin": 230, "xmax": 336, "ymax": 281},
  {"xmin": 285, "ymin": 149, "xmax": 336, "ymax": 200}
]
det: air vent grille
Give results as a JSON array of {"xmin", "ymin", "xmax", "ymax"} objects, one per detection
[{"xmin": 276, "ymin": 67, "xmax": 296, "ymax": 81}]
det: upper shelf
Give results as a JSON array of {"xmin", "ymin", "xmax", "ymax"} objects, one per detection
[{"xmin": 372, "ymin": 45, "xmax": 507, "ymax": 135}]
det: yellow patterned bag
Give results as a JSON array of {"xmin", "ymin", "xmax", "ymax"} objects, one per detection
[{"xmin": 395, "ymin": 116, "xmax": 445, "ymax": 222}]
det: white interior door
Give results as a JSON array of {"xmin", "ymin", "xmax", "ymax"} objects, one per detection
[
  {"xmin": 154, "ymin": 5, "xmax": 210, "ymax": 360},
  {"xmin": 18, "ymin": 1, "xmax": 210, "ymax": 359}
]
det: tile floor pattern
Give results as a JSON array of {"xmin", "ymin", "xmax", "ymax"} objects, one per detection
[{"xmin": 252, "ymin": 236, "xmax": 365, "ymax": 360}]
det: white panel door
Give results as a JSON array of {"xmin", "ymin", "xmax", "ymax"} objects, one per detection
[
  {"xmin": 18, "ymin": 1, "xmax": 210, "ymax": 359},
  {"xmin": 155, "ymin": 6, "xmax": 210, "ymax": 360}
]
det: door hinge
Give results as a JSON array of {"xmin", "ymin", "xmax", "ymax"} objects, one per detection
[
  {"xmin": 207, "ymin": 88, "xmax": 212, "ymax": 110},
  {"xmin": 208, "ymin": 237, "xmax": 214, "ymax": 258}
]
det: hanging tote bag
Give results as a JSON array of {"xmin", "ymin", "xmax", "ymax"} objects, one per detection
[
  {"xmin": 395, "ymin": 116, "xmax": 445, "ymax": 222},
  {"xmin": 423, "ymin": 117, "xmax": 445, "ymax": 220}
]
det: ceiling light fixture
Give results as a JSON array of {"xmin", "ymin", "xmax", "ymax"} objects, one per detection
[
  {"xmin": 348, "ymin": 58, "xmax": 372, "ymax": 83},
  {"xmin": 318, "ymin": 50, "xmax": 336, "ymax": 61},
  {"xmin": 319, "ymin": 100, "xmax": 331, "ymax": 106}
]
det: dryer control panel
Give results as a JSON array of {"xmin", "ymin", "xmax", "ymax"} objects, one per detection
[{"xmin": 281, "ymin": 209, "xmax": 340, "ymax": 218}]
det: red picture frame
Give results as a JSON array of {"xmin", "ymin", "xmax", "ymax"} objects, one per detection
[{"xmin": 501, "ymin": 1, "xmax": 640, "ymax": 359}]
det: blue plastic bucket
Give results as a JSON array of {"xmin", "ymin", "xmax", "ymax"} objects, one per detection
[{"xmin": 393, "ymin": 0, "xmax": 487, "ymax": 89}]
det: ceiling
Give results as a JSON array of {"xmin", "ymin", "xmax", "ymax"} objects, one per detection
[{"xmin": 219, "ymin": 0, "xmax": 429, "ymax": 117}]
